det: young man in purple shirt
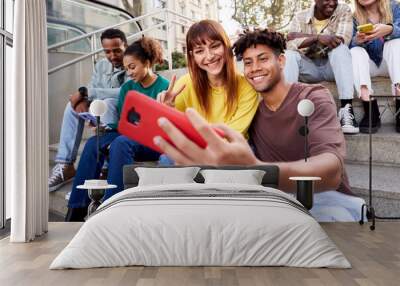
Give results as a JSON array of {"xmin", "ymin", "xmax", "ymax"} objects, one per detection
[{"xmin": 154, "ymin": 29, "xmax": 365, "ymax": 222}]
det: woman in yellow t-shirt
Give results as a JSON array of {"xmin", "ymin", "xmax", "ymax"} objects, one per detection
[{"xmin": 159, "ymin": 20, "xmax": 259, "ymax": 136}]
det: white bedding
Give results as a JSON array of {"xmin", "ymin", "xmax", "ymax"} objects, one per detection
[{"xmin": 50, "ymin": 183, "xmax": 351, "ymax": 269}]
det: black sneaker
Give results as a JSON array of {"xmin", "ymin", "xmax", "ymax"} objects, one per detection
[{"xmin": 338, "ymin": 104, "xmax": 359, "ymax": 134}]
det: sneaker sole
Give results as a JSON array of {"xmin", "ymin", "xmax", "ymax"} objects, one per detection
[
  {"xmin": 49, "ymin": 177, "xmax": 74, "ymax": 192},
  {"xmin": 342, "ymin": 126, "xmax": 360, "ymax": 134}
]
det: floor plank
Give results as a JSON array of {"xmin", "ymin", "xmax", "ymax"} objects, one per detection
[{"xmin": 0, "ymin": 222, "xmax": 399, "ymax": 286}]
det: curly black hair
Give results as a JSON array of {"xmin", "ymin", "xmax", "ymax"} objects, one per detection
[
  {"xmin": 100, "ymin": 28, "xmax": 127, "ymax": 45},
  {"xmin": 124, "ymin": 37, "xmax": 164, "ymax": 66},
  {"xmin": 232, "ymin": 28, "xmax": 286, "ymax": 60}
]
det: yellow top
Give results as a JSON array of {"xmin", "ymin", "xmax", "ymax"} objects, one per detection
[
  {"xmin": 174, "ymin": 73, "xmax": 260, "ymax": 136},
  {"xmin": 313, "ymin": 17, "xmax": 329, "ymax": 34}
]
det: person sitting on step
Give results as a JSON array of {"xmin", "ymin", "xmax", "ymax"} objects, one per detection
[
  {"xmin": 284, "ymin": 0, "xmax": 359, "ymax": 135},
  {"xmin": 350, "ymin": 0, "xmax": 400, "ymax": 133}
]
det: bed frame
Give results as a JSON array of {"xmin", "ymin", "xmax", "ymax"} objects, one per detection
[{"xmin": 123, "ymin": 164, "xmax": 280, "ymax": 189}]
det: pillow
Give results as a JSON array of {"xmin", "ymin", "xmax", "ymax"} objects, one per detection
[
  {"xmin": 135, "ymin": 167, "xmax": 200, "ymax": 186},
  {"xmin": 200, "ymin": 169, "xmax": 266, "ymax": 185}
]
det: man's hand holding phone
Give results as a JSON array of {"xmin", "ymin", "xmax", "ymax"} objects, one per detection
[
  {"xmin": 154, "ymin": 108, "xmax": 260, "ymax": 166},
  {"xmin": 157, "ymin": 75, "xmax": 185, "ymax": 107}
]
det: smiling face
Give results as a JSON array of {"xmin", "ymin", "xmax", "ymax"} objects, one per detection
[
  {"xmin": 102, "ymin": 37, "xmax": 126, "ymax": 68},
  {"xmin": 191, "ymin": 38, "xmax": 226, "ymax": 78},
  {"xmin": 242, "ymin": 44, "xmax": 285, "ymax": 93},
  {"xmin": 315, "ymin": 0, "xmax": 338, "ymax": 19},
  {"xmin": 123, "ymin": 55, "xmax": 150, "ymax": 83}
]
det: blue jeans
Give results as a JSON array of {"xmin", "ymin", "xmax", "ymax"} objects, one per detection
[
  {"xmin": 284, "ymin": 44, "xmax": 354, "ymax": 100},
  {"xmin": 158, "ymin": 154, "xmax": 175, "ymax": 166},
  {"xmin": 55, "ymin": 98, "xmax": 118, "ymax": 164},
  {"xmin": 68, "ymin": 133, "xmax": 160, "ymax": 208},
  {"xmin": 306, "ymin": 191, "xmax": 365, "ymax": 222}
]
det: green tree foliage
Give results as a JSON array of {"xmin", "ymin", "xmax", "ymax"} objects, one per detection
[
  {"xmin": 155, "ymin": 51, "xmax": 187, "ymax": 71},
  {"xmin": 233, "ymin": 0, "xmax": 353, "ymax": 30}
]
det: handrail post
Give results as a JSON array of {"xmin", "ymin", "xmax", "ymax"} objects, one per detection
[
  {"xmin": 90, "ymin": 35, "xmax": 97, "ymax": 71},
  {"xmin": 166, "ymin": 10, "xmax": 173, "ymax": 71}
]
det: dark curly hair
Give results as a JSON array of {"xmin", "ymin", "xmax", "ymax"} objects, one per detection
[
  {"xmin": 232, "ymin": 28, "xmax": 286, "ymax": 61},
  {"xmin": 100, "ymin": 28, "xmax": 127, "ymax": 45},
  {"xmin": 124, "ymin": 37, "xmax": 164, "ymax": 66}
]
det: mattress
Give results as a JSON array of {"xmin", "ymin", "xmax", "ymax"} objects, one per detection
[{"xmin": 50, "ymin": 183, "xmax": 350, "ymax": 269}]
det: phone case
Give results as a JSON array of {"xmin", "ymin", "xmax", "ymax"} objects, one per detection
[
  {"xmin": 118, "ymin": 90, "xmax": 224, "ymax": 153},
  {"xmin": 357, "ymin": 23, "xmax": 373, "ymax": 33}
]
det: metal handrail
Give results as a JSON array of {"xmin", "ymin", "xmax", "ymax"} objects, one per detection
[
  {"xmin": 48, "ymin": 8, "xmax": 195, "ymax": 74},
  {"xmin": 48, "ymin": 9, "xmax": 165, "ymax": 51},
  {"xmin": 0, "ymin": 29, "xmax": 13, "ymax": 46},
  {"xmin": 48, "ymin": 22, "xmax": 166, "ymax": 75}
]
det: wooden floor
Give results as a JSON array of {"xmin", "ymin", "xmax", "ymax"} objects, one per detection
[{"xmin": 0, "ymin": 222, "xmax": 399, "ymax": 286}]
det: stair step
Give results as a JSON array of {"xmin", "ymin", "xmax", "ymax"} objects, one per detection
[
  {"xmin": 48, "ymin": 180, "xmax": 71, "ymax": 218},
  {"xmin": 346, "ymin": 162, "xmax": 400, "ymax": 217},
  {"xmin": 324, "ymin": 77, "xmax": 398, "ymax": 125},
  {"xmin": 344, "ymin": 124, "xmax": 400, "ymax": 167}
]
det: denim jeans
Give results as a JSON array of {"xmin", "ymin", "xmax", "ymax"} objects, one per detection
[
  {"xmin": 284, "ymin": 44, "xmax": 354, "ymax": 100},
  {"xmin": 158, "ymin": 154, "xmax": 175, "ymax": 166},
  {"xmin": 68, "ymin": 133, "xmax": 160, "ymax": 208},
  {"xmin": 289, "ymin": 190, "xmax": 366, "ymax": 222},
  {"xmin": 55, "ymin": 98, "xmax": 118, "ymax": 164}
]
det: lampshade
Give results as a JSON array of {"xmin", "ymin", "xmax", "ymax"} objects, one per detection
[
  {"xmin": 297, "ymin": 99, "xmax": 315, "ymax": 117},
  {"xmin": 89, "ymin": 100, "xmax": 108, "ymax": 116}
]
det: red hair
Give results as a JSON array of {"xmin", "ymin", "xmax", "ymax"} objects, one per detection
[{"xmin": 186, "ymin": 20, "xmax": 238, "ymax": 119}]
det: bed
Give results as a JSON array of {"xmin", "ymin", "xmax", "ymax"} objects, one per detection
[{"xmin": 50, "ymin": 165, "xmax": 350, "ymax": 269}]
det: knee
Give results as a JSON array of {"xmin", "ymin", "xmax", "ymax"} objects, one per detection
[
  {"xmin": 103, "ymin": 98, "xmax": 118, "ymax": 106},
  {"xmin": 284, "ymin": 50, "xmax": 301, "ymax": 63},
  {"xmin": 330, "ymin": 44, "xmax": 351, "ymax": 58},
  {"xmin": 350, "ymin": 46, "xmax": 369, "ymax": 59},
  {"xmin": 109, "ymin": 136, "xmax": 132, "ymax": 154},
  {"xmin": 384, "ymin": 38, "xmax": 400, "ymax": 52},
  {"xmin": 65, "ymin": 101, "xmax": 75, "ymax": 115},
  {"xmin": 83, "ymin": 136, "xmax": 98, "ymax": 153}
]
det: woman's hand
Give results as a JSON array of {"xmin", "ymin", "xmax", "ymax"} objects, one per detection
[
  {"xmin": 364, "ymin": 24, "xmax": 393, "ymax": 41},
  {"xmin": 355, "ymin": 31, "xmax": 369, "ymax": 44},
  {"xmin": 154, "ymin": 108, "xmax": 261, "ymax": 166},
  {"xmin": 156, "ymin": 75, "xmax": 185, "ymax": 107}
]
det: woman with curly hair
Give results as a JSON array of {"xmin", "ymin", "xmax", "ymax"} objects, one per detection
[{"xmin": 66, "ymin": 37, "xmax": 170, "ymax": 221}]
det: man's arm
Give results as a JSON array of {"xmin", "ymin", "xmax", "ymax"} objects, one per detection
[
  {"xmin": 154, "ymin": 108, "xmax": 342, "ymax": 193},
  {"xmin": 87, "ymin": 60, "xmax": 121, "ymax": 100},
  {"xmin": 334, "ymin": 4, "xmax": 353, "ymax": 46},
  {"xmin": 272, "ymin": 153, "xmax": 342, "ymax": 192},
  {"xmin": 287, "ymin": 32, "xmax": 318, "ymax": 49}
]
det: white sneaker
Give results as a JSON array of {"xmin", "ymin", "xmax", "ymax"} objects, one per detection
[{"xmin": 338, "ymin": 104, "xmax": 359, "ymax": 134}]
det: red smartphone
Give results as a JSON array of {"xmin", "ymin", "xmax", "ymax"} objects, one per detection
[{"xmin": 118, "ymin": 90, "xmax": 225, "ymax": 153}]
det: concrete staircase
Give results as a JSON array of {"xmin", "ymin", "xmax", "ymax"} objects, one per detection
[
  {"xmin": 324, "ymin": 78, "xmax": 400, "ymax": 218},
  {"xmin": 48, "ymin": 128, "xmax": 90, "ymax": 218},
  {"xmin": 48, "ymin": 76, "xmax": 400, "ymax": 219}
]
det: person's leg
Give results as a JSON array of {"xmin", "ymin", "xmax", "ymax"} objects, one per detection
[
  {"xmin": 49, "ymin": 102, "xmax": 85, "ymax": 191},
  {"xmin": 106, "ymin": 136, "xmax": 160, "ymax": 200},
  {"xmin": 66, "ymin": 131, "xmax": 120, "ymax": 221},
  {"xmin": 310, "ymin": 191, "xmax": 366, "ymax": 222},
  {"xmin": 383, "ymin": 39, "xmax": 400, "ymax": 132},
  {"xmin": 158, "ymin": 154, "xmax": 175, "ymax": 166},
  {"xmin": 350, "ymin": 46, "xmax": 382, "ymax": 134},
  {"xmin": 327, "ymin": 44, "xmax": 359, "ymax": 134},
  {"xmin": 100, "ymin": 98, "xmax": 119, "ymax": 128},
  {"xmin": 284, "ymin": 50, "xmax": 324, "ymax": 83},
  {"xmin": 283, "ymin": 50, "xmax": 301, "ymax": 83}
]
